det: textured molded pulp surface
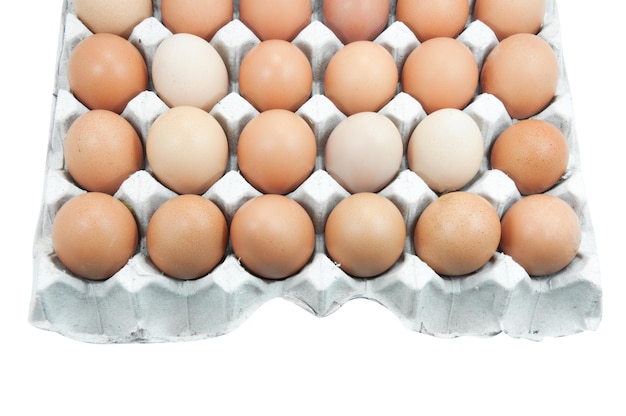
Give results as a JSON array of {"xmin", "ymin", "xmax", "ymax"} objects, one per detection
[{"xmin": 30, "ymin": 0, "xmax": 602, "ymax": 343}]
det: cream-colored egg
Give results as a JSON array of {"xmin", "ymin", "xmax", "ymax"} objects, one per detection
[
  {"xmin": 152, "ymin": 33, "xmax": 229, "ymax": 111},
  {"xmin": 146, "ymin": 106, "xmax": 228, "ymax": 195},
  {"xmin": 407, "ymin": 109, "xmax": 483, "ymax": 193},
  {"xmin": 325, "ymin": 112, "xmax": 403, "ymax": 193}
]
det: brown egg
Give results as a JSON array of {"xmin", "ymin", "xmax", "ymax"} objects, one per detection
[
  {"xmin": 52, "ymin": 192, "xmax": 138, "ymax": 280},
  {"xmin": 324, "ymin": 41, "xmax": 398, "ymax": 115},
  {"xmin": 238, "ymin": 40, "xmax": 312, "ymax": 112},
  {"xmin": 414, "ymin": 192, "xmax": 501, "ymax": 276},
  {"xmin": 64, "ymin": 110, "xmax": 144, "ymax": 195},
  {"xmin": 147, "ymin": 195, "xmax": 228, "ymax": 280},
  {"xmin": 146, "ymin": 106, "xmax": 228, "ymax": 195},
  {"xmin": 67, "ymin": 33, "xmax": 148, "ymax": 114},
  {"xmin": 480, "ymin": 33, "xmax": 559, "ymax": 120},
  {"xmin": 73, "ymin": 0, "xmax": 153, "ymax": 39},
  {"xmin": 322, "ymin": 0, "xmax": 389, "ymax": 44},
  {"xmin": 500, "ymin": 194, "xmax": 581, "ymax": 276},
  {"xmin": 396, "ymin": 0, "xmax": 469, "ymax": 41},
  {"xmin": 402, "ymin": 37, "xmax": 478, "ymax": 114},
  {"xmin": 474, "ymin": 0, "xmax": 546, "ymax": 40},
  {"xmin": 161, "ymin": 0, "xmax": 233, "ymax": 41},
  {"xmin": 491, "ymin": 119, "xmax": 569, "ymax": 195},
  {"xmin": 237, "ymin": 109, "xmax": 316, "ymax": 194},
  {"xmin": 325, "ymin": 193, "xmax": 406, "ymax": 278},
  {"xmin": 230, "ymin": 195, "xmax": 315, "ymax": 279},
  {"xmin": 240, "ymin": 0, "xmax": 311, "ymax": 41}
]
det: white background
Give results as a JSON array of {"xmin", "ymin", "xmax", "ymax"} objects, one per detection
[{"xmin": 2, "ymin": 1, "xmax": 624, "ymax": 415}]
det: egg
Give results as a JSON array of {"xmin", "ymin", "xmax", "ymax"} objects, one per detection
[
  {"xmin": 325, "ymin": 112, "xmax": 403, "ymax": 193},
  {"xmin": 324, "ymin": 41, "xmax": 398, "ymax": 115},
  {"xmin": 396, "ymin": 0, "xmax": 469, "ymax": 41},
  {"xmin": 480, "ymin": 33, "xmax": 559, "ymax": 120},
  {"xmin": 230, "ymin": 195, "xmax": 315, "ymax": 280},
  {"xmin": 490, "ymin": 119, "xmax": 569, "ymax": 195},
  {"xmin": 401, "ymin": 37, "xmax": 478, "ymax": 114},
  {"xmin": 474, "ymin": 0, "xmax": 546, "ymax": 40},
  {"xmin": 500, "ymin": 194, "xmax": 581, "ymax": 276},
  {"xmin": 238, "ymin": 39, "xmax": 312, "ymax": 112},
  {"xmin": 325, "ymin": 193, "xmax": 406, "ymax": 278},
  {"xmin": 52, "ymin": 192, "xmax": 138, "ymax": 280},
  {"xmin": 67, "ymin": 33, "xmax": 148, "ymax": 114},
  {"xmin": 407, "ymin": 108, "xmax": 483, "ymax": 193},
  {"xmin": 414, "ymin": 192, "xmax": 501, "ymax": 276},
  {"xmin": 322, "ymin": 0, "xmax": 389, "ymax": 44},
  {"xmin": 146, "ymin": 195, "xmax": 228, "ymax": 280},
  {"xmin": 146, "ymin": 106, "xmax": 228, "ymax": 195},
  {"xmin": 161, "ymin": 0, "xmax": 233, "ymax": 41},
  {"xmin": 72, "ymin": 0, "xmax": 152, "ymax": 39},
  {"xmin": 240, "ymin": 0, "xmax": 311, "ymax": 41},
  {"xmin": 64, "ymin": 110, "xmax": 143, "ymax": 195},
  {"xmin": 237, "ymin": 109, "xmax": 316, "ymax": 194},
  {"xmin": 152, "ymin": 33, "xmax": 229, "ymax": 112}
]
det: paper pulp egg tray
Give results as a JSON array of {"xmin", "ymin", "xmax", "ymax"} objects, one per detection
[{"xmin": 30, "ymin": 0, "xmax": 602, "ymax": 343}]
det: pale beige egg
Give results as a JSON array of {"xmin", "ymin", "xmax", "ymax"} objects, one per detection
[{"xmin": 146, "ymin": 106, "xmax": 228, "ymax": 195}]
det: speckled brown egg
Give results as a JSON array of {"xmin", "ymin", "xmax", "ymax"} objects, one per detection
[
  {"xmin": 325, "ymin": 193, "xmax": 406, "ymax": 278},
  {"xmin": 52, "ymin": 192, "xmax": 138, "ymax": 281},
  {"xmin": 491, "ymin": 119, "xmax": 569, "ymax": 195},
  {"xmin": 480, "ymin": 33, "xmax": 559, "ymax": 120},
  {"xmin": 500, "ymin": 194, "xmax": 581, "ymax": 277},
  {"xmin": 64, "ymin": 110, "xmax": 144, "ymax": 195},
  {"xmin": 67, "ymin": 33, "xmax": 148, "ymax": 114},
  {"xmin": 414, "ymin": 192, "xmax": 501, "ymax": 276},
  {"xmin": 147, "ymin": 195, "xmax": 228, "ymax": 280}
]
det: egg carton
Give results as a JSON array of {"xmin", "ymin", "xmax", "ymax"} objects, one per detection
[{"xmin": 30, "ymin": 0, "xmax": 601, "ymax": 343}]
